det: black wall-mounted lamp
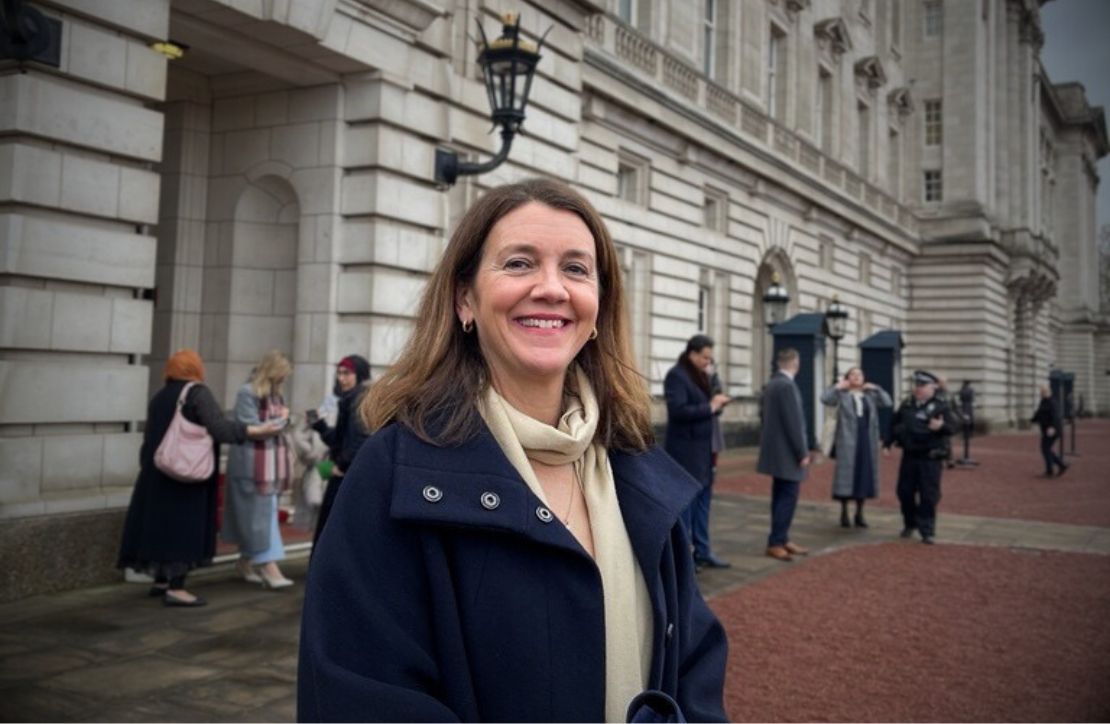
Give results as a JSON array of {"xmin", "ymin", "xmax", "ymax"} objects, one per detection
[
  {"xmin": 0, "ymin": 0, "xmax": 61, "ymax": 67},
  {"xmin": 435, "ymin": 13, "xmax": 550, "ymax": 187}
]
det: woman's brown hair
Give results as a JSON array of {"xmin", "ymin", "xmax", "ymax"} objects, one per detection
[{"xmin": 361, "ymin": 178, "xmax": 653, "ymax": 451}]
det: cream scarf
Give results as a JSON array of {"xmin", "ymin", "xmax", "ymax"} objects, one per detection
[{"xmin": 478, "ymin": 368, "xmax": 653, "ymax": 722}]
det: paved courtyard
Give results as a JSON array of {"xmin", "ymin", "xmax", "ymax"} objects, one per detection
[{"xmin": 2, "ymin": 421, "xmax": 1107, "ymax": 722}]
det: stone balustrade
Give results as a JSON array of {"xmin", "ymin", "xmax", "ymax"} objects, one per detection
[{"xmin": 586, "ymin": 13, "xmax": 916, "ymax": 236}]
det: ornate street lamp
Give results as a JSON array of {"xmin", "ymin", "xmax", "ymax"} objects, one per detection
[
  {"xmin": 762, "ymin": 272, "xmax": 790, "ymax": 329},
  {"xmin": 435, "ymin": 13, "xmax": 550, "ymax": 186},
  {"xmin": 0, "ymin": 0, "xmax": 61, "ymax": 66},
  {"xmin": 824, "ymin": 294, "xmax": 849, "ymax": 381}
]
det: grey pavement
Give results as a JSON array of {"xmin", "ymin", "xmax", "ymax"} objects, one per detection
[{"xmin": 2, "ymin": 495, "xmax": 1108, "ymax": 722}]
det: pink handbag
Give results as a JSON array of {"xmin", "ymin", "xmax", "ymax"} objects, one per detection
[{"xmin": 154, "ymin": 382, "xmax": 216, "ymax": 483}]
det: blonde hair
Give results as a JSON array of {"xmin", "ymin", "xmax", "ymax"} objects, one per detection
[
  {"xmin": 250, "ymin": 350, "xmax": 292, "ymax": 398},
  {"xmin": 361, "ymin": 178, "xmax": 653, "ymax": 451}
]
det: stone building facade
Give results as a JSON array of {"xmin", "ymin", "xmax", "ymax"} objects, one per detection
[{"xmin": 0, "ymin": 0, "xmax": 1105, "ymax": 598}]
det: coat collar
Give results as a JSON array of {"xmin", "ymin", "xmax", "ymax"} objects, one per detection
[{"xmin": 388, "ymin": 423, "xmax": 699, "ymax": 564}]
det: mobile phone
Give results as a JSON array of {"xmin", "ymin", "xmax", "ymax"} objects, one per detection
[{"xmin": 305, "ymin": 409, "xmax": 319, "ymax": 424}]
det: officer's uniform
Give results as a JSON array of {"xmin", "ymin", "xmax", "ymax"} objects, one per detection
[{"xmin": 891, "ymin": 371, "xmax": 954, "ymax": 542}]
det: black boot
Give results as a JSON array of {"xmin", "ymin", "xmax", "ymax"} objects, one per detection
[
  {"xmin": 854, "ymin": 501, "xmax": 868, "ymax": 528},
  {"xmin": 840, "ymin": 504, "xmax": 851, "ymax": 528}
]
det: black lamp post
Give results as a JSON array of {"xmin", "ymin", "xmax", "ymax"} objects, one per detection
[
  {"xmin": 824, "ymin": 294, "xmax": 849, "ymax": 381},
  {"xmin": 762, "ymin": 272, "xmax": 790, "ymax": 329},
  {"xmin": 0, "ymin": 0, "xmax": 61, "ymax": 66},
  {"xmin": 435, "ymin": 13, "xmax": 549, "ymax": 186}
]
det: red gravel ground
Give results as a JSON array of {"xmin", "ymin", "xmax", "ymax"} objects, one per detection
[
  {"xmin": 715, "ymin": 418, "xmax": 1110, "ymax": 526},
  {"xmin": 710, "ymin": 543, "xmax": 1110, "ymax": 722}
]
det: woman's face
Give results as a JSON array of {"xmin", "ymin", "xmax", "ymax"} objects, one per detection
[
  {"xmin": 846, "ymin": 368, "xmax": 864, "ymax": 387},
  {"xmin": 335, "ymin": 367, "xmax": 356, "ymax": 393},
  {"xmin": 458, "ymin": 202, "xmax": 600, "ymax": 389},
  {"xmin": 688, "ymin": 346, "xmax": 713, "ymax": 372}
]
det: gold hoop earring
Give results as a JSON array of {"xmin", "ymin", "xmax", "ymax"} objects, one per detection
[
  {"xmin": 589, "ymin": 327, "xmax": 598, "ymax": 340},
  {"xmin": 462, "ymin": 319, "xmax": 474, "ymax": 334}
]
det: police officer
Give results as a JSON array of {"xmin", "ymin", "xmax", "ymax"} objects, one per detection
[{"xmin": 891, "ymin": 370, "xmax": 955, "ymax": 544}]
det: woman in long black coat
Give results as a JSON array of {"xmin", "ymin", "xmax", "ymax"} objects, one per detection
[{"xmin": 117, "ymin": 349, "xmax": 281, "ymax": 606}]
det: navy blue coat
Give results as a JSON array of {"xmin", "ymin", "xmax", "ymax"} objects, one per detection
[
  {"xmin": 663, "ymin": 364, "xmax": 715, "ymax": 487},
  {"xmin": 298, "ymin": 422, "xmax": 728, "ymax": 723}
]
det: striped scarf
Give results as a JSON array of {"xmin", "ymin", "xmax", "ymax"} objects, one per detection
[{"xmin": 253, "ymin": 394, "xmax": 290, "ymax": 495}]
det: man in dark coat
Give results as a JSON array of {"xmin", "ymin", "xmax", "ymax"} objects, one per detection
[
  {"xmin": 756, "ymin": 347, "xmax": 811, "ymax": 562},
  {"xmin": 664, "ymin": 335, "xmax": 731, "ymax": 569},
  {"xmin": 1031, "ymin": 385, "xmax": 1068, "ymax": 477},
  {"xmin": 299, "ymin": 422, "xmax": 729, "ymax": 722},
  {"xmin": 891, "ymin": 370, "xmax": 955, "ymax": 544}
]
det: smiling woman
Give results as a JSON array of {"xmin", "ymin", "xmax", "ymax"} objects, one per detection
[{"xmin": 298, "ymin": 178, "xmax": 729, "ymax": 723}]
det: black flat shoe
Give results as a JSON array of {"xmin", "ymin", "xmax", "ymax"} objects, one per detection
[
  {"xmin": 1057, "ymin": 464, "xmax": 1069, "ymax": 476},
  {"xmin": 854, "ymin": 513, "xmax": 869, "ymax": 529},
  {"xmin": 163, "ymin": 593, "xmax": 207, "ymax": 607},
  {"xmin": 694, "ymin": 554, "xmax": 731, "ymax": 569},
  {"xmin": 840, "ymin": 511, "xmax": 851, "ymax": 528}
]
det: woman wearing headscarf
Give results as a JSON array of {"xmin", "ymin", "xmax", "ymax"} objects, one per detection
[
  {"xmin": 117, "ymin": 349, "xmax": 284, "ymax": 606},
  {"xmin": 820, "ymin": 366, "xmax": 893, "ymax": 528},
  {"xmin": 223, "ymin": 350, "xmax": 294, "ymax": 589},
  {"xmin": 309, "ymin": 354, "xmax": 371, "ymax": 547},
  {"xmin": 298, "ymin": 179, "xmax": 727, "ymax": 722}
]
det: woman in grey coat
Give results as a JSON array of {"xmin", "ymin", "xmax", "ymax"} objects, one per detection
[
  {"xmin": 224, "ymin": 350, "xmax": 294, "ymax": 588},
  {"xmin": 820, "ymin": 367, "xmax": 892, "ymax": 528}
]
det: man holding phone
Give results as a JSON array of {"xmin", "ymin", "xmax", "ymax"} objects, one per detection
[{"xmin": 891, "ymin": 370, "xmax": 954, "ymax": 544}]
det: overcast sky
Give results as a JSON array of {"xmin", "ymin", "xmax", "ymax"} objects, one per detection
[{"xmin": 1039, "ymin": 0, "xmax": 1110, "ymax": 235}]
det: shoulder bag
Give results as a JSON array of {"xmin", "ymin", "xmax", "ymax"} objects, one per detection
[{"xmin": 154, "ymin": 382, "xmax": 216, "ymax": 483}]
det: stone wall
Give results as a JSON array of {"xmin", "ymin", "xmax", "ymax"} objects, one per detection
[{"xmin": 1, "ymin": 0, "xmax": 170, "ymax": 528}]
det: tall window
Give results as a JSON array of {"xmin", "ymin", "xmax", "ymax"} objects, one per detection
[
  {"xmin": 888, "ymin": 127, "xmax": 902, "ymax": 196},
  {"xmin": 857, "ymin": 102, "xmax": 871, "ymax": 177},
  {"xmin": 891, "ymin": 0, "xmax": 902, "ymax": 48},
  {"xmin": 703, "ymin": 0, "xmax": 716, "ymax": 77},
  {"xmin": 924, "ymin": 170, "xmax": 943, "ymax": 202},
  {"xmin": 924, "ymin": 99, "xmax": 943, "ymax": 145},
  {"xmin": 618, "ymin": 0, "xmax": 635, "ymax": 24},
  {"xmin": 616, "ymin": 152, "xmax": 648, "ymax": 206},
  {"xmin": 767, "ymin": 26, "xmax": 788, "ymax": 121},
  {"xmin": 817, "ymin": 68, "xmax": 833, "ymax": 152},
  {"xmin": 697, "ymin": 285, "xmax": 710, "ymax": 332},
  {"xmin": 704, "ymin": 188, "xmax": 727, "ymax": 231},
  {"xmin": 923, "ymin": 1, "xmax": 942, "ymax": 37}
]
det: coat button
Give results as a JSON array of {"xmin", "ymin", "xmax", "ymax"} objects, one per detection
[
  {"xmin": 535, "ymin": 506, "xmax": 553, "ymax": 523},
  {"xmin": 422, "ymin": 485, "xmax": 443, "ymax": 503},
  {"xmin": 480, "ymin": 492, "xmax": 500, "ymax": 510}
]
